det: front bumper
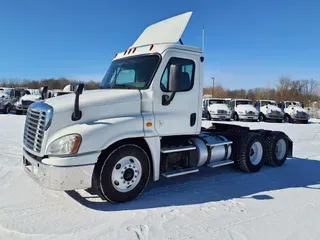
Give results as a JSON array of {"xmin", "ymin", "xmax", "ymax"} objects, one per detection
[
  {"xmin": 291, "ymin": 115, "xmax": 309, "ymax": 121},
  {"xmin": 23, "ymin": 149, "xmax": 96, "ymax": 191},
  {"xmin": 238, "ymin": 114, "xmax": 259, "ymax": 120},
  {"xmin": 265, "ymin": 114, "xmax": 283, "ymax": 120},
  {"xmin": 210, "ymin": 114, "xmax": 231, "ymax": 120},
  {"xmin": 15, "ymin": 105, "xmax": 29, "ymax": 111}
]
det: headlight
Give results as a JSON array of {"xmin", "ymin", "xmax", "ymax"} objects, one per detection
[
  {"xmin": 238, "ymin": 111, "xmax": 244, "ymax": 114},
  {"xmin": 47, "ymin": 134, "xmax": 81, "ymax": 155},
  {"xmin": 210, "ymin": 110, "xmax": 216, "ymax": 114}
]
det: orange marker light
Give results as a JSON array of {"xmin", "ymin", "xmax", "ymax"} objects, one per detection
[
  {"xmin": 146, "ymin": 122, "xmax": 152, "ymax": 127},
  {"xmin": 132, "ymin": 48, "xmax": 136, "ymax": 53},
  {"xmin": 149, "ymin": 44, "xmax": 154, "ymax": 51},
  {"xmin": 128, "ymin": 49, "xmax": 132, "ymax": 54}
]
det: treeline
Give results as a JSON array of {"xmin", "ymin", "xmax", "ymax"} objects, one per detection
[
  {"xmin": 0, "ymin": 78, "xmax": 100, "ymax": 90},
  {"xmin": 1, "ymin": 76, "xmax": 319, "ymax": 107},
  {"xmin": 204, "ymin": 76, "xmax": 320, "ymax": 106}
]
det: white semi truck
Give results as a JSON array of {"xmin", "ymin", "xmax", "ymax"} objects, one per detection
[
  {"xmin": 230, "ymin": 99, "xmax": 259, "ymax": 121},
  {"xmin": 22, "ymin": 12, "xmax": 293, "ymax": 203},
  {"xmin": 202, "ymin": 97, "xmax": 231, "ymax": 120},
  {"xmin": 254, "ymin": 99, "xmax": 284, "ymax": 122},
  {"xmin": 279, "ymin": 101, "xmax": 309, "ymax": 124}
]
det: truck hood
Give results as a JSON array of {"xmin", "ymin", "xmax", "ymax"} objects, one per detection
[
  {"xmin": 208, "ymin": 104, "xmax": 230, "ymax": 112},
  {"xmin": 44, "ymin": 89, "xmax": 141, "ymax": 114},
  {"xmin": 20, "ymin": 94, "xmax": 41, "ymax": 102},
  {"xmin": 261, "ymin": 104, "xmax": 281, "ymax": 112},
  {"xmin": 236, "ymin": 104, "xmax": 257, "ymax": 113},
  {"xmin": 287, "ymin": 105, "xmax": 307, "ymax": 113}
]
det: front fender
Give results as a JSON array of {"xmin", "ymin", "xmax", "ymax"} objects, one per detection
[{"xmin": 45, "ymin": 116, "xmax": 144, "ymax": 156}]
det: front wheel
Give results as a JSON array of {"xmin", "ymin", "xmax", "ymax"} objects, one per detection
[
  {"xmin": 3, "ymin": 105, "xmax": 10, "ymax": 114},
  {"xmin": 284, "ymin": 114, "xmax": 291, "ymax": 123},
  {"xmin": 259, "ymin": 113, "xmax": 265, "ymax": 122},
  {"xmin": 233, "ymin": 113, "xmax": 239, "ymax": 121},
  {"xmin": 93, "ymin": 144, "xmax": 151, "ymax": 203}
]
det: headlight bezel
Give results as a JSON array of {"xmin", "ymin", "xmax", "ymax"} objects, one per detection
[{"xmin": 46, "ymin": 134, "xmax": 82, "ymax": 156}]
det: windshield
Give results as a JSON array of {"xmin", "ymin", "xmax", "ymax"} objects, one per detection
[
  {"xmin": 236, "ymin": 100, "xmax": 252, "ymax": 106},
  {"xmin": 209, "ymin": 99, "xmax": 226, "ymax": 105},
  {"xmin": 261, "ymin": 101, "xmax": 276, "ymax": 107},
  {"xmin": 285, "ymin": 101, "xmax": 300, "ymax": 108},
  {"xmin": 100, "ymin": 55, "xmax": 160, "ymax": 89}
]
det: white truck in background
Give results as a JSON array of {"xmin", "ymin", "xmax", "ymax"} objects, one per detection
[
  {"xmin": 0, "ymin": 87, "xmax": 19, "ymax": 113},
  {"xmin": 230, "ymin": 99, "xmax": 259, "ymax": 121},
  {"xmin": 202, "ymin": 98, "xmax": 231, "ymax": 121},
  {"xmin": 22, "ymin": 12, "xmax": 293, "ymax": 203},
  {"xmin": 279, "ymin": 101, "xmax": 310, "ymax": 124},
  {"xmin": 14, "ymin": 90, "xmax": 42, "ymax": 115},
  {"xmin": 254, "ymin": 99, "xmax": 284, "ymax": 122}
]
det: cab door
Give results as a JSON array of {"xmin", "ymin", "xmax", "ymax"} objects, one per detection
[{"xmin": 153, "ymin": 50, "xmax": 201, "ymax": 136}]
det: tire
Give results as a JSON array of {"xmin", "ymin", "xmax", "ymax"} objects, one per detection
[
  {"xmin": 265, "ymin": 132, "xmax": 289, "ymax": 167},
  {"xmin": 207, "ymin": 112, "xmax": 211, "ymax": 120},
  {"xmin": 16, "ymin": 110, "xmax": 22, "ymax": 115},
  {"xmin": 284, "ymin": 114, "xmax": 291, "ymax": 123},
  {"xmin": 3, "ymin": 105, "xmax": 10, "ymax": 114},
  {"xmin": 234, "ymin": 113, "xmax": 239, "ymax": 121},
  {"xmin": 234, "ymin": 132, "xmax": 266, "ymax": 173},
  {"xmin": 259, "ymin": 113, "xmax": 265, "ymax": 122},
  {"xmin": 93, "ymin": 144, "xmax": 151, "ymax": 203},
  {"xmin": 276, "ymin": 119, "xmax": 283, "ymax": 123}
]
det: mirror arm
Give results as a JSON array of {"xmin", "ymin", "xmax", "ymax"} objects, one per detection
[{"xmin": 162, "ymin": 92, "xmax": 176, "ymax": 106}]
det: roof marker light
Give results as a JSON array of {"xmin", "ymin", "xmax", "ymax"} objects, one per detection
[
  {"xmin": 124, "ymin": 50, "xmax": 127, "ymax": 55},
  {"xmin": 149, "ymin": 44, "xmax": 154, "ymax": 51},
  {"xmin": 114, "ymin": 53, "xmax": 118, "ymax": 58},
  {"xmin": 132, "ymin": 48, "xmax": 136, "ymax": 53},
  {"xmin": 128, "ymin": 49, "xmax": 132, "ymax": 54}
]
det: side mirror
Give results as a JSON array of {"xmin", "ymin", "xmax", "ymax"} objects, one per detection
[
  {"xmin": 168, "ymin": 64, "xmax": 182, "ymax": 92},
  {"xmin": 40, "ymin": 86, "xmax": 48, "ymax": 100},
  {"xmin": 162, "ymin": 64, "xmax": 182, "ymax": 106}
]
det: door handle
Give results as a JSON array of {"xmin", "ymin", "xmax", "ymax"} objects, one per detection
[{"xmin": 190, "ymin": 113, "xmax": 196, "ymax": 126}]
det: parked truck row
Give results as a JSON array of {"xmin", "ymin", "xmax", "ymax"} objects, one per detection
[
  {"xmin": 0, "ymin": 85, "xmax": 74, "ymax": 115},
  {"xmin": 203, "ymin": 96, "xmax": 310, "ymax": 124}
]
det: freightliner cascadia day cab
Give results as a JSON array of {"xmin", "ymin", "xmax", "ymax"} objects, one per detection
[{"xmin": 22, "ymin": 12, "xmax": 293, "ymax": 203}]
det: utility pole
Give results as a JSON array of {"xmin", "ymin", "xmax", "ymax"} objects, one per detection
[
  {"xmin": 211, "ymin": 77, "xmax": 215, "ymax": 97},
  {"xmin": 202, "ymin": 26, "xmax": 204, "ymax": 52}
]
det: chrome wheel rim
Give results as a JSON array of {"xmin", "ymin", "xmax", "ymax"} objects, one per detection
[
  {"xmin": 275, "ymin": 139, "xmax": 286, "ymax": 160},
  {"xmin": 249, "ymin": 142, "xmax": 263, "ymax": 165},
  {"xmin": 111, "ymin": 156, "xmax": 142, "ymax": 193}
]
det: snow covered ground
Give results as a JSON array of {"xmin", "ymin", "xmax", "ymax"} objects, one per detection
[{"xmin": 0, "ymin": 115, "xmax": 320, "ymax": 240}]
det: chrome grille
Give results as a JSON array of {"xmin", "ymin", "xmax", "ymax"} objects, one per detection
[
  {"xmin": 23, "ymin": 102, "xmax": 53, "ymax": 153},
  {"xmin": 22, "ymin": 100, "xmax": 34, "ymax": 106},
  {"xmin": 247, "ymin": 111, "xmax": 255, "ymax": 115},
  {"xmin": 24, "ymin": 108, "xmax": 46, "ymax": 152},
  {"xmin": 271, "ymin": 110, "xmax": 280, "ymax": 116},
  {"xmin": 217, "ymin": 110, "xmax": 227, "ymax": 114}
]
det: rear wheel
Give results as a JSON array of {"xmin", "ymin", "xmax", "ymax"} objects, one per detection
[
  {"xmin": 93, "ymin": 144, "xmax": 151, "ymax": 203},
  {"xmin": 265, "ymin": 132, "xmax": 289, "ymax": 167},
  {"xmin": 234, "ymin": 133, "xmax": 265, "ymax": 172}
]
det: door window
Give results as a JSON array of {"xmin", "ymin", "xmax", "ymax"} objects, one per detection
[{"xmin": 160, "ymin": 57, "xmax": 195, "ymax": 92}]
